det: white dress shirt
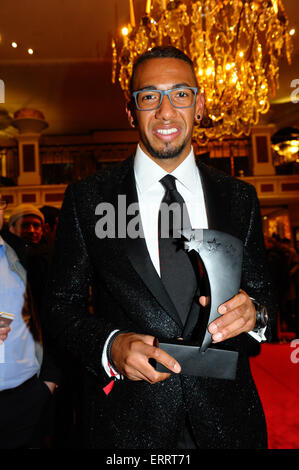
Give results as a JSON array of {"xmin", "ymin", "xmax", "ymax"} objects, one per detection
[
  {"xmin": 134, "ymin": 144, "xmax": 208, "ymax": 274},
  {"xmin": 102, "ymin": 145, "xmax": 265, "ymax": 378}
]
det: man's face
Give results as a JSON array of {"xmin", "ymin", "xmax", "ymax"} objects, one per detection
[
  {"xmin": 11, "ymin": 215, "xmax": 43, "ymax": 244},
  {"xmin": 127, "ymin": 58, "xmax": 204, "ymax": 166},
  {"xmin": 44, "ymin": 217, "xmax": 58, "ymax": 245}
]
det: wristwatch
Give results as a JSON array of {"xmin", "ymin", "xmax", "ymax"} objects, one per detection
[{"xmin": 250, "ymin": 298, "xmax": 268, "ymax": 331}]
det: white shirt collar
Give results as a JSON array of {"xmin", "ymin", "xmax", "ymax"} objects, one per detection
[{"xmin": 134, "ymin": 144, "xmax": 199, "ymax": 194}]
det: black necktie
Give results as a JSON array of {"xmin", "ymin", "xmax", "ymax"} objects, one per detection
[{"xmin": 158, "ymin": 174, "xmax": 197, "ymax": 325}]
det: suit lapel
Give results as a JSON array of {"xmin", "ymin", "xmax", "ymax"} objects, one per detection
[
  {"xmin": 120, "ymin": 158, "xmax": 183, "ymax": 329},
  {"xmin": 197, "ymin": 161, "xmax": 232, "ymax": 233}
]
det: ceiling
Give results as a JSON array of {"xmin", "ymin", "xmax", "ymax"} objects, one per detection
[{"xmin": 0, "ymin": 0, "xmax": 298, "ymax": 138}]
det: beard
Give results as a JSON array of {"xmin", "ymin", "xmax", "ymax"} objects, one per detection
[{"xmin": 141, "ymin": 135, "xmax": 189, "ymax": 160}]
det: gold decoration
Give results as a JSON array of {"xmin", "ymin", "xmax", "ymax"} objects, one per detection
[
  {"xmin": 271, "ymin": 127, "xmax": 299, "ymax": 165},
  {"xmin": 112, "ymin": 0, "xmax": 293, "ymax": 140}
]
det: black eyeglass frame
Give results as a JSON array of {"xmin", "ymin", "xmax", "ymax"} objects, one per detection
[{"xmin": 132, "ymin": 86, "xmax": 199, "ymax": 111}]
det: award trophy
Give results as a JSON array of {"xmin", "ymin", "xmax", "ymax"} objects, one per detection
[{"xmin": 155, "ymin": 229, "xmax": 243, "ymax": 380}]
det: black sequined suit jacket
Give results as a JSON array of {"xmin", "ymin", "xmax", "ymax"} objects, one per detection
[{"xmin": 45, "ymin": 155, "xmax": 276, "ymax": 449}]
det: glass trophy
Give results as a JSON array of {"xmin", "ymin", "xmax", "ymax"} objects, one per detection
[{"xmin": 155, "ymin": 229, "xmax": 243, "ymax": 380}]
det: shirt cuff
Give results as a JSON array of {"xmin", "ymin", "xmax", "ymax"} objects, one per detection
[
  {"xmin": 248, "ymin": 327, "xmax": 267, "ymax": 342},
  {"xmin": 101, "ymin": 330, "xmax": 122, "ymax": 379}
]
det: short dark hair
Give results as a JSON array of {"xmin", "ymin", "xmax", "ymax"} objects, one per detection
[
  {"xmin": 40, "ymin": 205, "xmax": 60, "ymax": 229},
  {"xmin": 129, "ymin": 46, "xmax": 197, "ymax": 94}
]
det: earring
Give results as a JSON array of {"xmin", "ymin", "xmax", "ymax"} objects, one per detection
[{"xmin": 196, "ymin": 114, "xmax": 201, "ymax": 120}]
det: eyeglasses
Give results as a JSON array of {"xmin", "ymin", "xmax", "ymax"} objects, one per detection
[
  {"xmin": 0, "ymin": 200, "xmax": 7, "ymax": 210},
  {"xmin": 132, "ymin": 86, "xmax": 198, "ymax": 111}
]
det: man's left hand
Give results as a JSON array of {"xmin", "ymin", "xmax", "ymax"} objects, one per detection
[{"xmin": 201, "ymin": 289, "xmax": 256, "ymax": 343}]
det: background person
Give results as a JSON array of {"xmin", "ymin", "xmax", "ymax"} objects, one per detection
[
  {"xmin": 0, "ymin": 195, "xmax": 59, "ymax": 449},
  {"xmin": 8, "ymin": 203, "xmax": 44, "ymax": 245},
  {"xmin": 40, "ymin": 205, "xmax": 60, "ymax": 252}
]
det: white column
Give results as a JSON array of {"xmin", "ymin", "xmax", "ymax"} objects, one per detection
[
  {"xmin": 12, "ymin": 109, "xmax": 48, "ymax": 186},
  {"xmin": 250, "ymin": 125, "xmax": 276, "ymax": 176}
]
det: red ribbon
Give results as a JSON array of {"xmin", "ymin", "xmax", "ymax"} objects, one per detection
[{"xmin": 103, "ymin": 363, "xmax": 117, "ymax": 396}]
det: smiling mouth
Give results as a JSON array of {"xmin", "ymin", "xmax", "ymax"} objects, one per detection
[{"xmin": 156, "ymin": 127, "xmax": 179, "ymax": 136}]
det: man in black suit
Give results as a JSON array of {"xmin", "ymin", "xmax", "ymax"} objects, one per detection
[{"xmin": 45, "ymin": 46, "xmax": 276, "ymax": 449}]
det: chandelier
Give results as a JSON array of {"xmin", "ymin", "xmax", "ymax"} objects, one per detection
[
  {"xmin": 112, "ymin": 0, "xmax": 293, "ymax": 140},
  {"xmin": 271, "ymin": 127, "xmax": 299, "ymax": 166}
]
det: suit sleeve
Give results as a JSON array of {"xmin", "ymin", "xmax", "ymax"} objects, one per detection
[
  {"xmin": 44, "ymin": 183, "xmax": 120, "ymax": 380},
  {"xmin": 240, "ymin": 185, "xmax": 277, "ymax": 342}
]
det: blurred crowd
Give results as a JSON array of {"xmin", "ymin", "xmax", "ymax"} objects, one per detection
[
  {"xmin": 3, "ymin": 204, "xmax": 60, "ymax": 319},
  {"xmin": 264, "ymin": 233, "xmax": 299, "ymax": 339},
  {"xmin": 0, "ymin": 202, "xmax": 76, "ymax": 449}
]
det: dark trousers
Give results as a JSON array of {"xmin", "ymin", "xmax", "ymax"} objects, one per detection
[
  {"xmin": 0, "ymin": 375, "xmax": 52, "ymax": 449},
  {"xmin": 177, "ymin": 417, "xmax": 198, "ymax": 449}
]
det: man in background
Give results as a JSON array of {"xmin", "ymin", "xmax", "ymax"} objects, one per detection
[
  {"xmin": 40, "ymin": 205, "xmax": 60, "ymax": 251},
  {"xmin": 7, "ymin": 204, "xmax": 49, "ymax": 319},
  {"xmin": 0, "ymin": 194, "xmax": 59, "ymax": 449},
  {"xmin": 8, "ymin": 203, "xmax": 44, "ymax": 245}
]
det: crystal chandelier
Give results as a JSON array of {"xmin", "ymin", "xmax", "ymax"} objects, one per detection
[
  {"xmin": 112, "ymin": 0, "xmax": 293, "ymax": 140},
  {"xmin": 271, "ymin": 127, "xmax": 299, "ymax": 165}
]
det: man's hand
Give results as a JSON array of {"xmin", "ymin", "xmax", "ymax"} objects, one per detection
[
  {"xmin": 44, "ymin": 381, "xmax": 58, "ymax": 394},
  {"xmin": 111, "ymin": 332, "xmax": 181, "ymax": 383},
  {"xmin": 201, "ymin": 289, "xmax": 256, "ymax": 343},
  {"xmin": 0, "ymin": 326, "xmax": 11, "ymax": 344}
]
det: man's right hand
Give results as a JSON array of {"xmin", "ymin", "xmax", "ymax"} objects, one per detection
[
  {"xmin": 111, "ymin": 332, "xmax": 181, "ymax": 383},
  {"xmin": 0, "ymin": 326, "xmax": 11, "ymax": 344}
]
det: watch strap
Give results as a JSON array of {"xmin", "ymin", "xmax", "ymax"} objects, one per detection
[{"xmin": 250, "ymin": 297, "xmax": 268, "ymax": 331}]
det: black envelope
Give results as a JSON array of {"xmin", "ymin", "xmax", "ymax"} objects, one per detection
[{"xmin": 154, "ymin": 229, "xmax": 243, "ymax": 380}]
